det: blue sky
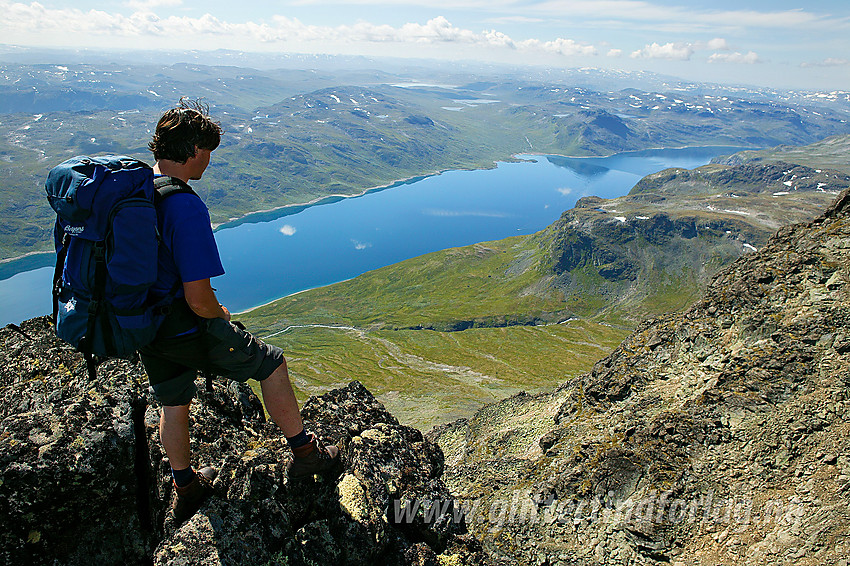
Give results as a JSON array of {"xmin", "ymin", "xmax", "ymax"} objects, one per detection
[{"xmin": 0, "ymin": 0, "xmax": 848, "ymax": 90}]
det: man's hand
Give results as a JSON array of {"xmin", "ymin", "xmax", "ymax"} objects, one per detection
[{"xmin": 183, "ymin": 278, "xmax": 229, "ymax": 320}]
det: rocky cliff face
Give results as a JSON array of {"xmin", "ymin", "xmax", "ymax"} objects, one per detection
[
  {"xmin": 432, "ymin": 187, "xmax": 850, "ymax": 565},
  {"xmin": 0, "ymin": 318, "xmax": 485, "ymax": 565}
]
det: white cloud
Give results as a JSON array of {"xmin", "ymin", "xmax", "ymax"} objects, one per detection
[
  {"xmin": 0, "ymin": 4, "xmax": 596, "ymax": 58},
  {"xmin": 557, "ymin": 187, "xmax": 573, "ymax": 195},
  {"xmin": 125, "ymin": 0, "xmax": 182, "ymax": 9},
  {"xmin": 397, "ymin": 16, "xmax": 479, "ymax": 43},
  {"xmin": 801, "ymin": 58, "xmax": 850, "ymax": 68},
  {"xmin": 351, "ymin": 239, "xmax": 372, "ymax": 250},
  {"xmin": 631, "ymin": 42, "xmax": 695, "ymax": 61},
  {"xmin": 0, "ymin": 2, "xmax": 228, "ymax": 37},
  {"xmin": 520, "ymin": 37, "xmax": 597, "ymax": 56},
  {"xmin": 708, "ymin": 51, "xmax": 761, "ymax": 64},
  {"xmin": 706, "ymin": 37, "xmax": 730, "ymax": 51},
  {"xmin": 630, "ymin": 39, "xmax": 754, "ymax": 62},
  {"xmin": 607, "ymin": 48, "xmax": 623, "ymax": 57},
  {"xmin": 279, "ymin": 224, "xmax": 297, "ymax": 236},
  {"xmin": 483, "ymin": 29, "xmax": 516, "ymax": 48}
]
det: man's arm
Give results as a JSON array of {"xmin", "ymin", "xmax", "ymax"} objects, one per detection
[{"xmin": 183, "ymin": 278, "xmax": 231, "ymax": 321}]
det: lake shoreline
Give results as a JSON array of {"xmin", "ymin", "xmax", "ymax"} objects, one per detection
[
  {"xmin": 0, "ymin": 145, "xmax": 748, "ymax": 267},
  {"xmin": 236, "ymin": 276, "xmax": 356, "ymax": 316},
  {"xmin": 212, "ymin": 144, "xmax": 747, "ymax": 230},
  {"xmin": 0, "ymin": 250, "xmax": 53, "ymax": 266}
]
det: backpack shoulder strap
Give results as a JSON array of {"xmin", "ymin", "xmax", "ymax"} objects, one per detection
[
  {"xmin": 153, "ymin": 176, "xmax": 198, "ymax": 203},
  {"xmin": 151, "ymin": 176, "xmax": 201, "ymax": 303}
]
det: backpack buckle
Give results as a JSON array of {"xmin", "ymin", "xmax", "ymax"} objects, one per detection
[{"xmin": 92, "ymin": 241, "xmax": 106, "ymax": 260}]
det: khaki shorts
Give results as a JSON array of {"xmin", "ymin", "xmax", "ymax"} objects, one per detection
[{"xmin": 140, "ymin": 316, "xmax": 285, "ymax": 406}]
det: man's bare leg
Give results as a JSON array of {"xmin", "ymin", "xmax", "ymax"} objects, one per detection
[
  {"xmin": 160, "ymin": 401, "xmax": 216, "ymax": 521},
  {"xmin": 260, "ymin": 359, "xmax": 304, "ymax": 437},
  {"xmin": 160, "ymin": 403, "xmax": 191, "ymax": 471},
  {"xmin": 261, "ymin": 359, "xmax": 340, "ymax": 478}
]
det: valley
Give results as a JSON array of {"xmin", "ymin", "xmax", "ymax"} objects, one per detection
[{"xmin": 241, "ymin": 138, "xmax": 850, "ymax": 428}]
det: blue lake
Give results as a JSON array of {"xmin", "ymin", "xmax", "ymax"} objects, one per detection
[{"xmin": 0, "ymin": 147, "xmax": 743, "ymax": 326}]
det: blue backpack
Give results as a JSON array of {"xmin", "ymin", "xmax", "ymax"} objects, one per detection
[{"xmin": 46, "ymin": 155, "xmax": 194, "ymax": 378}]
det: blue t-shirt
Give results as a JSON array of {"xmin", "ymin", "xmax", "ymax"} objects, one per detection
[{"xmin": 152, "ymin": 182, "xmax": 225, "ymax": 300}]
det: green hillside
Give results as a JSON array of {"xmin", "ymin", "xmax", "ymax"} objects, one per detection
[
  {"xmin": 242, "ymin": 235, "xmax": 631, "ymax": 427},
  {"xmin": 244, "ymin": 237, "xmax": 563, "ymax": 332}
]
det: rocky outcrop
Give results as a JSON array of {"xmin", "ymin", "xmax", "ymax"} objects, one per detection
[
  {"xmin": 630, "ymin": 161, "xmax": 850, "ymax": 197},
  {"xmin": 0, "ymin": 318, "xmax": 485, "ymax": 565},
  {"xmin": 710, "ymin": 135, "xmax": 850, "ymax": 176},
  {"xmin": 432, "ymin": 188, "xmax": 850, "ymax": 564}
]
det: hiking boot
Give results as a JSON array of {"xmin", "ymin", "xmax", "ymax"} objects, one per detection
[
  {"xmin": 172, "ymin": 466, "xmax": 217, "ymax": 524},
  {"xmin": 287, "ymin": 434, "xmax": 341, "ymax": 480}
]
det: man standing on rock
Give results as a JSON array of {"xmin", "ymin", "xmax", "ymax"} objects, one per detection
[{"xmin": 140, "ymin": 99, "xmax": 339, "ymax": 523}]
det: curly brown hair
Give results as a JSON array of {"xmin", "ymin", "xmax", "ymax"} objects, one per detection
[{"xmin": 148, "ymin": 98, "xmax": 223, "ymax": 163}]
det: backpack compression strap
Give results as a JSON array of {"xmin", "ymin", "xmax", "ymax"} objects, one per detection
[
  {"xmin": 82, "ymin": 240, "xmax": 110, "ymax": 381},
  {"xmin": 153, "ymin": 176, "xmax": 198, "ymax": 202},
  {"xmin": 51, "ymin": 228, "xmax": 70, "ymax": 326}
]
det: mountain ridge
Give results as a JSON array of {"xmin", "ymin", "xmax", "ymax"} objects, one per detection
[{"xmin": 712, "ymin": 134, "xmax": 850, "ymax": 175}]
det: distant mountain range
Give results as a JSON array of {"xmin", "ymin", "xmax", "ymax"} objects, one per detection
[{"xmin": 2, "ymin": 57, "xmax": 848, "ymax": 262}]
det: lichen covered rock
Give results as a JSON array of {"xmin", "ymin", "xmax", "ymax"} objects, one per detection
[
  {"xmin": 0, "ymin": 318, "xmax": 486, "ymax": 565},
  {"xmin": 0, "ymin": 317, "xmax": 153, "ymax": 565}
]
